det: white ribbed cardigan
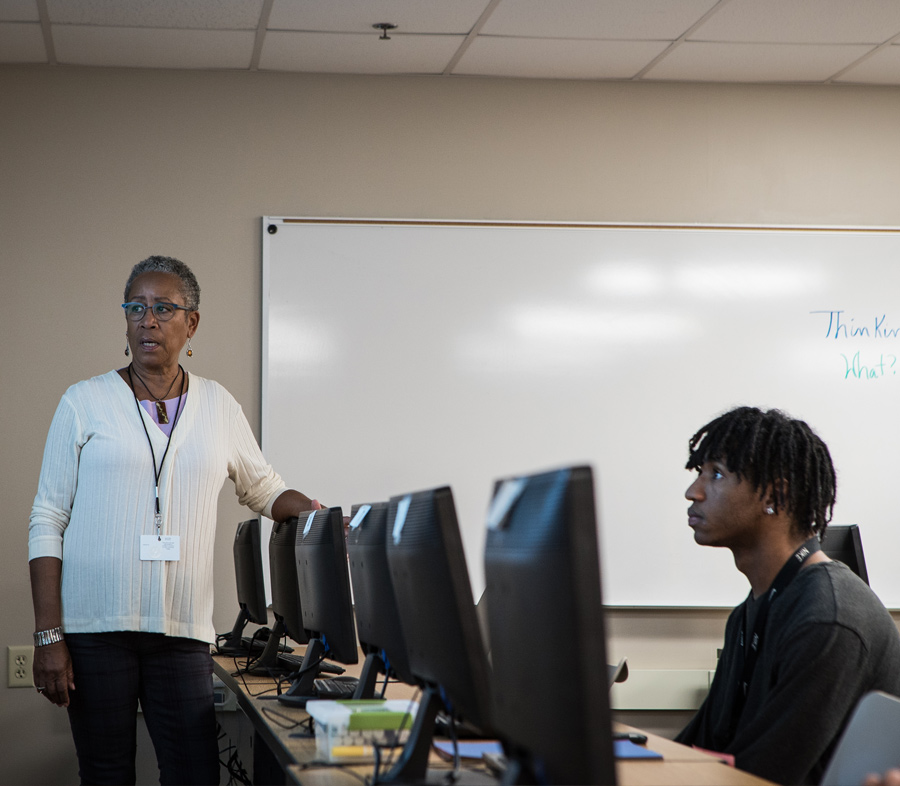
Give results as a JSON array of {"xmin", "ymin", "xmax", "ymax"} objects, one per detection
[{"xmin": 28, "ymin": 371, "xmax": 287, "ymax": 643}]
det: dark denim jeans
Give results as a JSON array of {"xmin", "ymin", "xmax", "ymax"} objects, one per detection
[{"xmin": 65, "ymin": 632, "xmax": 219, "ymax": 785}]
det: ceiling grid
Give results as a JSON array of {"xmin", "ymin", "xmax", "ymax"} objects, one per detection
[{"xmin": 2, "ymin": 0, "xmax": 900, "ymax": 84}]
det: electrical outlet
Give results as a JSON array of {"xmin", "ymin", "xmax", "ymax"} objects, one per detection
[{"xmin": 8, "ymin": 645, "xmax": 34, "ymax": 688}]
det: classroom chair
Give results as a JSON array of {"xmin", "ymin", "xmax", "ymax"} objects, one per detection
[{"xmin": 820, "ymin": 691, "xmax": 900, "ymax": 786}]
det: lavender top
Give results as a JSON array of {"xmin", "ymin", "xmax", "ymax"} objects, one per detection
[{"xmin": 139, "ymin": 393, "xmax": 187, "ymax": 436}]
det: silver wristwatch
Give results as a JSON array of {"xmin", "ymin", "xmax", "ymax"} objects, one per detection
[{"xmin": 33, "ymin": 627, "xmax": 64, "ymax": 647}]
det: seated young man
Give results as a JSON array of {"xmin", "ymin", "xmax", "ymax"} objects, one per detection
[{"xmin": 676, "ymin": 406, "xmax": 900, "ymax": 786}]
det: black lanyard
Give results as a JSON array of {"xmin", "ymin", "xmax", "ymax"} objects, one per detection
[
  {"xmin": 732, "ymin": 535, "xmax": 820, "ymax": 724},
  {"xmin": 128, "ymin": 365, "xmax": 186, "ymax": 539}
]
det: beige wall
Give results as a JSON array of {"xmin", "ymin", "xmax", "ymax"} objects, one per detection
[{"xmin": 4, "ymin": 64, "xmax": 900, "ymax": 783}]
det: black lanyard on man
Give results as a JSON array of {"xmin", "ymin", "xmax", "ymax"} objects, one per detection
[{"xmin": 731, "ymin": 535, "xmax": 821, "ymax": 728}]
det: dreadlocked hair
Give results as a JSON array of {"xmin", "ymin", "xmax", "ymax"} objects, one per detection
[{"xmin": 686, "ymin": 406, "xmax": 836, "ymax": 539}]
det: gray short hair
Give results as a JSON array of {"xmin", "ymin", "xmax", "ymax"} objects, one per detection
[{"xmin": 124, "ymin": 255, "xmax": 200, "ymax": 310}]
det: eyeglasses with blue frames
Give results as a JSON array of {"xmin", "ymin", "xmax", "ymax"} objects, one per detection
[{"xmin": 121, "ymin": 301, "xmax": 193, "ymax": 322}]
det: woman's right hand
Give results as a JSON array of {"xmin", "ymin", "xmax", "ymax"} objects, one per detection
[
  {"xmin": 33, "ymin": 640, "xmax": 74, "ymax": 707},
  {"xmin": 29, "ymin": 557, "xmax": 73, "ymax": 707}
]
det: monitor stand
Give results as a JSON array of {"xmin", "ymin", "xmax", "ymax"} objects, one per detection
[
  {"xmin": 353, "ymin": 652, "xmax": 389, "ymax": 700},
  {"xmin": 237, "ymin": 620, "xmax": 289, "ymax": 676},
  {"xmin": 375, "ymin": 686, "xmax": 443, "ymax": 783},
  {"xmin": 375, "ymin": 685, "xmax": 499, "ymax": 784},
  {"xmin": 276, "ymin": 637, "xmax": 326, "ymax": 708},
  {"xmin": 216, "ymin": 607, "xmax": 252, "ymax": 656}
]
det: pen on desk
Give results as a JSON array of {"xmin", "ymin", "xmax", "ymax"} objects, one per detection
[{"xmin": 331, "ymin": 745, "xmax": 375, "ymax": 757}]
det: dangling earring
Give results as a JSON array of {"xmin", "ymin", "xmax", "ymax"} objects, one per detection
[
  {"xmin": 124, "ymin": 334, "xmax": 130, "ymax": 357},
  {"xmin": 186, "ymin": 339, "xmax": 193, "ymax": 358}
]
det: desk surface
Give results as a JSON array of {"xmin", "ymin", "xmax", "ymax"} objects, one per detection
[
  {"xmin": 613, "ymin": 729, "xmax": 774, "ymax": 786},
  {"xmin": 213, "ymin": 652, "xmax": 774, "ymax": 786}
]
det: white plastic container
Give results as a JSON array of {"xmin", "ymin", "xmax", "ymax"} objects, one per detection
[{"xmin": 306, "ymin": 699, "xmax": 419, "ymax": 763}]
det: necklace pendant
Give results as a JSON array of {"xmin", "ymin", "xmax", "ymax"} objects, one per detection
[{"xmin": 155, "ymin": 400, "xmax": 169, "ymax": 424}]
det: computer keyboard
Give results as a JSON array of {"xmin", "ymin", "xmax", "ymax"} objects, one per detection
[
  {"xmin": 314, "ymin": 676, "xmax": 359, "ymax": 699},
  {"xmin": 242, "ymin": 634, "xmax": 293, "ymax": 654},
  {"xmin": 276, "ymin": 652, "xmax": 304, "ymax": 670},
  {"xmin": 276, "ymin": 652, "xmax": 346, "ymax": 675}
]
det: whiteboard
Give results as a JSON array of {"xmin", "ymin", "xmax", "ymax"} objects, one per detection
[{"xmin": 262, "ymin": 218, "xmax": 900, "ymax": 608}]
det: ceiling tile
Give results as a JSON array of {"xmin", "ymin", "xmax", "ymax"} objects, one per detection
[
  {"xmin": 268, "ymin": 0, "xmax": 490, "ymax": 34},
  {"xmin": 689, "ymin": 0, "xmax": 900, "ymax": 44},
  {"xmin": 258, "ymin": 30, "xmax": 465, "ymax": 74},
  {"xmin": 3, "ymin": 0, "xmax": 900, "ymax": 84},
  {"xmin": 645, "ymin": 41, "xmax": 875, "ymax": 82},
  {"xmin": 455, "ymin": 36, "xmax": 669, "ymax": 79},
  {"xmin": 0, "ymin": 21, "xmax": 44, "ymax": 61},
  {"xmin": 46, "ymin": 0, "xmax": 263, "ymax": 30},
  {"xmin": 53, "ymin": 26, "xmax": 255, "ymax": 68},
  {"xmin": 0, "ymin": 0, "xmax": 39, "ymax": 23},
  {"xmin": 481, "ymin": 0, "xmax": 720, "ymax": 40},
  {"xmin": 834, "ymin": 44, "xmax": 900, "ymax": 84}
]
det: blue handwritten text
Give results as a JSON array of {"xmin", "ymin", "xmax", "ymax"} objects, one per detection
[
  {"xmin": 812, "ymin": 310, "xmax": 900, "ymax": 339},
  {"xmin": 842, "ymin": 351, "xmax": 899, "ymax": 380}
]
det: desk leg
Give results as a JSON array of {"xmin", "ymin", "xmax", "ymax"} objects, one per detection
[{"xmin": 252, "ymin": 729, "xmax": 286, "ymax": 786}]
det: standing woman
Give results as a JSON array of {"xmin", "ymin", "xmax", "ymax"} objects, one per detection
[{"xmin": 29, "ymin": 255, "xmax": 320, "ymax": 785}]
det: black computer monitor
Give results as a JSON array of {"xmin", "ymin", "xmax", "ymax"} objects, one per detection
[
  {"xmin": 347, "ymin": 502, "xmax": 415, "ymax": 699},
  {"xmin": 277, "ymin": 506, "xmax": 358, "ymax": 707},
  {"xmin": 241, "ymin": 517, "xmax": 312, "ymax": 675},
  {"xmin": 269, "ymin": 517, "xmax": 309, "ymax": 644},
  {"xmin": 381, "ymin": 486, "xmax": 493, "ymax": 783},
  {"xmin": 484, "ymin": 465, "xmax": 616, "ymax": 786},
  {"xmin": 821, "ymin": 524, "xmax": 869, "ymax": 584},
  {"xmin": 217, "ymin": 518, "xmax": 269, "ymax": 656}
]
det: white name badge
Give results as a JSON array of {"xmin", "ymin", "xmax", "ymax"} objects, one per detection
[{"xmin": 140, "ymin": 535, "xmax": 181, "ymax": 561}]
